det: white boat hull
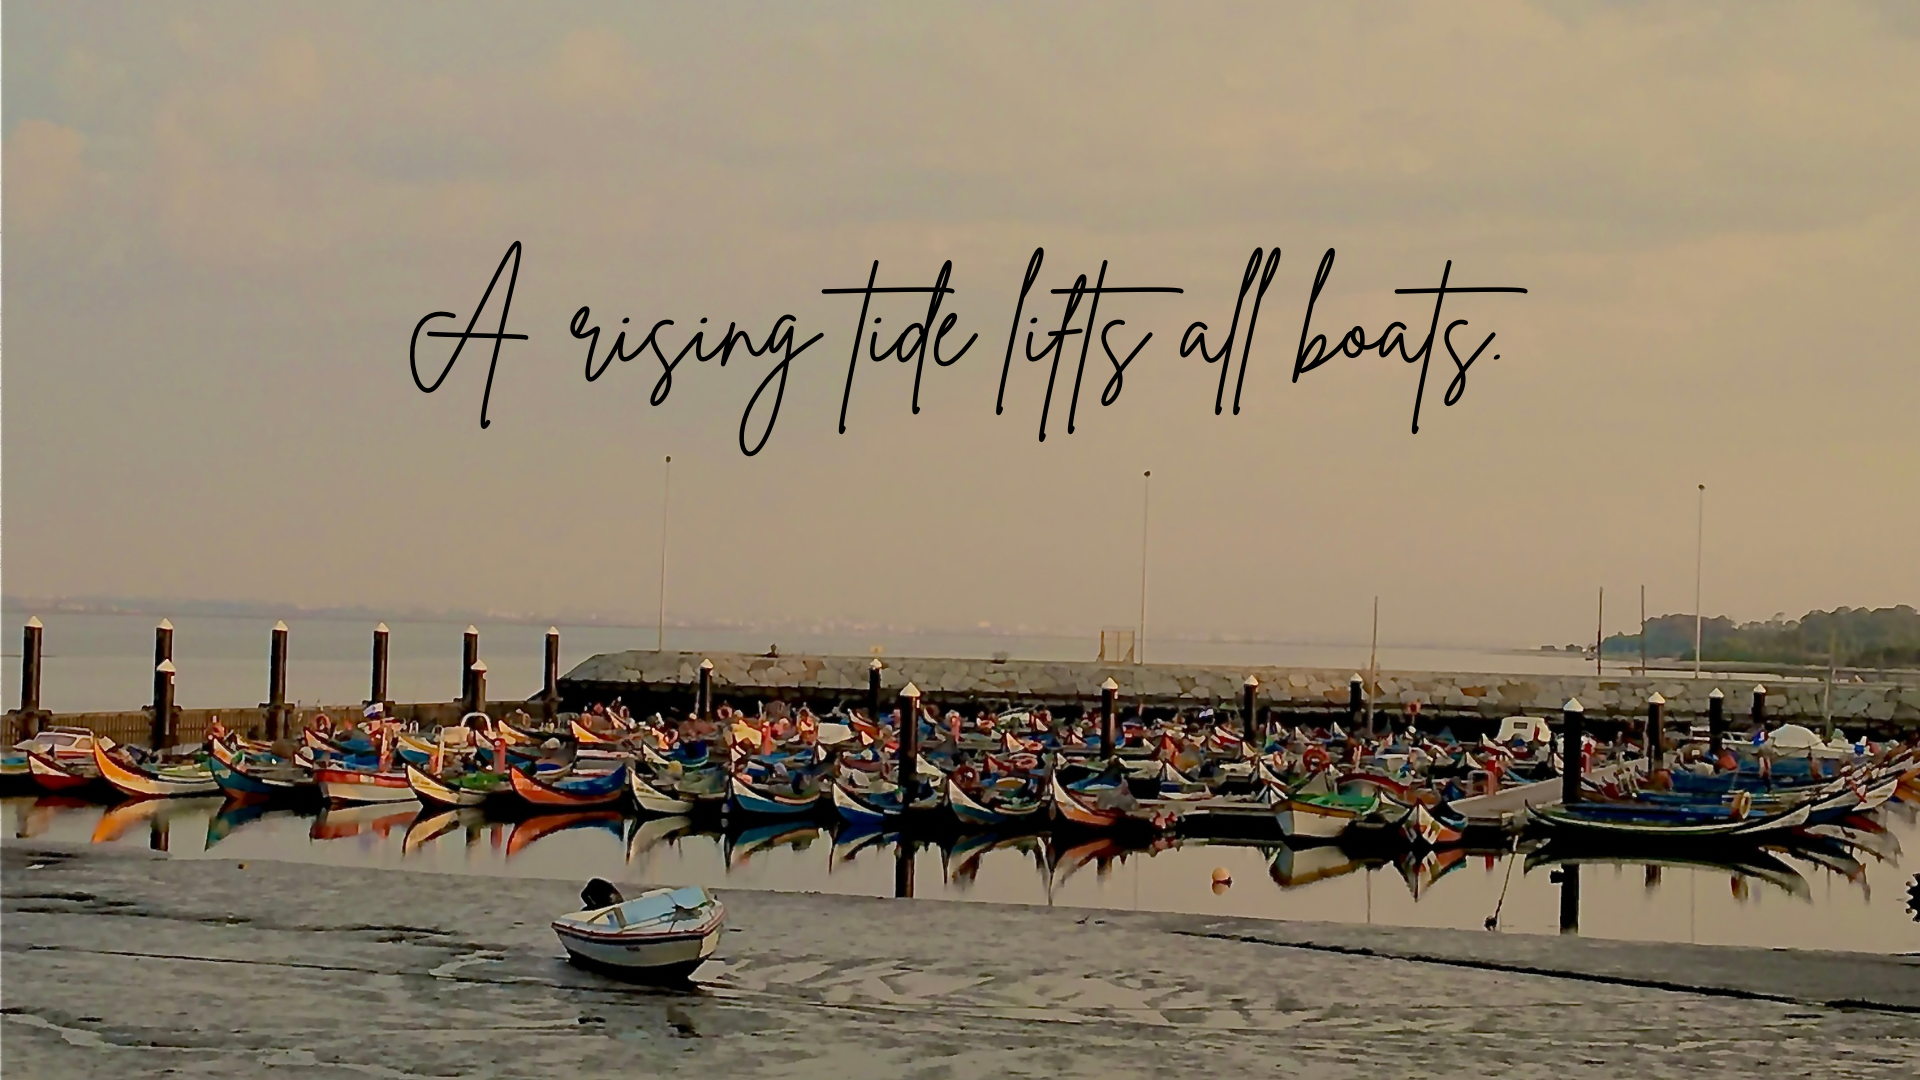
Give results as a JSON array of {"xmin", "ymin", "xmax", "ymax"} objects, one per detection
[
  {"xmin": 630, "ymin": 772, "xmax": 695, "ymax": 816},
  {"xmin": 1275, "ymin": 801, "xmax": 1354, "ymax": 840},
  {"xmin": 555, "ymin": 923, "xmax": 721, "ymax": 975}
]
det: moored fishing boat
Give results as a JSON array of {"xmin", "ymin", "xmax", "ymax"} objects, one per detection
[
  {"xmin": 1523, "ymin": 797, "xmax": 1814, "ymax": 843},
  {"xmin": 831, "ymin": 774, "xmax": 943, "ymax": 825},
  {"xmin": 728, "ymin": 771, "xmax": 824, "ymax": 817},
  {"xmin": 1049, "ymin": 770, "xmax": 1127, "ymax": 830},
  {"xmin": 552, "ymin": 882, "xmax": 725, "ymax": 982},
  {"xmin": 630, "ymin": 769, "xmax": 695, "ymax": 816},
  {"xmin": 946, "ymin": 776, "xmax": 1046, "ymax": 828},
  {"xmin": 313, "ymin": 764, "xmax": 417, "ymax": 805},
  {"xmin": 91, "ymin": 738, "xmax": 219, "ymax": 799},
  {"xmin": 1276, "ymin": 791, "xmax": 1377, "ymax": 842},
  {"xmin": 404, "ymin": 761, "xmax": 507, "ymax": 808},
  {"xmin": 26, "ymin": 750, "xmax": 102, "ymax": 794},
  {"xmin": 207, "ymin": 752, "xmax": 315, "ymax": 802},
  {"xmin": 1402, "ymin": 802, "xmax": 1465, "ymax": 849},
  {"xmin": 507, "ymin": 762, "xmax": 628, "ymax": 810}
]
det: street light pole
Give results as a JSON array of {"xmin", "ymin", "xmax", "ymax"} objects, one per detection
[
  {"xmin": 1138, "ymin": 470, "xmax": 1150, "ymax": 665},
  {"xmin": 658, "ymin": 454, "xmax": 673, "ymax": 652},
  {"xmin": 1693, "ymin": 483, "xmax": 1705, "ymax": 679}
]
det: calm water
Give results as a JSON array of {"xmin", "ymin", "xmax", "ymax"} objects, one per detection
[
  {"xmin": 3, "ymin": 610, "xmax": 1739, "ymax": 714},
  {"xmin": 6, "ymin": 795, "xmax": 1914, "ymax": 955}
]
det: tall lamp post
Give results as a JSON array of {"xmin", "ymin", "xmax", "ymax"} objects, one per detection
[
  {"xmin": 1138, "ymin": 470, "xmax": 1151, "ymax": 665},
  {"xmin": 1693, "ymin": 483, "xmax": 1705, "ymax": 679},
  {"xmin": 658, "ymin": 454, "xmax": 673, "ymax": 652}
]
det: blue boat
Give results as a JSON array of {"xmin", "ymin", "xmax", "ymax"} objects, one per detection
[
  {"xmin": 208, "ymin": 743, "xmax": 316, "ymax": 802},
  {"xmin": 830, "ymin": 778, "xmax": 941, "ymax": 824}
]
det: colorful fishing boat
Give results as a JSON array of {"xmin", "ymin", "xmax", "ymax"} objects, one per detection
[
  {"xmin": 629, "ymin": 770, "xmax": 695, "ymax": 816},
  {"xmin": 946, "ymin": 776, "xmax": 1047, "ymax": 827},
  {"xmin": 831, "ymin": 775, "xmax": 943, "ymax": 825},
  {"xmin": 26, "ymin": 750, "xmax": 102, "ymax": 794},
  {"xmin": 404, "ymin": 761, "xmax": 508, "ymax": 808},
  {"xmin": 1523, "ymin": 798, "xmax": 1814, "ymax": 842},
  {"xmin": 313, "ymin": 764, "xmax": 418, "ymax": 805},
  {"xmin": 1049, "ymin": 770, "xmax": 1126, "ymax": 830},
  {"xmin": 1402, "ymin": 802, "xmax": 1465, "ymax": 848},
  {"xmin": 728, "ymin": 771, "xmax": 824, "ymax": 817},
  {"xmin": 1276, "ymin": 791, "xmax": 1377, "ymax": 842},
  {"xmin": 207, "ymin": 752, "xmax": 315, "ymax": 802},
  {"xmin": 508, "ymin": 762, "xmax": 628, "ymax": 809},
  {"xmin": 91, "ymin": 738, "xmax": 219, "ymax": 799}
]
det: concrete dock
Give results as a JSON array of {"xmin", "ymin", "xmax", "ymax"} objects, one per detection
[
  {"xmin": 561, "ymin": 648, "xmax": 1920, "ymax": 731},
  {"xmin": 3, "ymin": 842, "xmax": 1915, "ymax": 1079}
]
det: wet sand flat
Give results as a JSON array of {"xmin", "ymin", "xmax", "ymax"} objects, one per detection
[{"xmin": 3, "ymin": 842, "xmax": 1916, "ymax": 1079}]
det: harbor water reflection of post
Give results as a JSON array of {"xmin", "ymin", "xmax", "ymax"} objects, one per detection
[
  {"xmin": 1558, "ymin": 863, "xmax": 1581, "ymax": 934},
  {"xmin": 894, "ymin": 838, "xmax": 915, "ymax": 899}
]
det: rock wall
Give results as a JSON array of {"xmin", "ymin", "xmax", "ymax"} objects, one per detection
[{"xmin": 561, "ymin": 649, "xmax": 1920, "ymax": 730}]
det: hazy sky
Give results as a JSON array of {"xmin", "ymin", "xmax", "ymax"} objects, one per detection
[{"xmin": 5, "ymin": 1, "xmax": 1916, "ymax": 649}]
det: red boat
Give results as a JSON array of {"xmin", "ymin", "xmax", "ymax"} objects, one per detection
[{"xmin": 26, "ymin": 750, "xmax": 101, "ymax": 794}]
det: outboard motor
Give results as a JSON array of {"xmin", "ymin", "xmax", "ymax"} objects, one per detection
[{"xmin": 581, "ymin": 877, "xmax": 625, "ymax": 910}]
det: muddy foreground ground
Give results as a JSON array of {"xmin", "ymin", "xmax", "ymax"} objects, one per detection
[{"xmin": 3, "ymin": 842, "xmax": 1916, "ymax": 1078}]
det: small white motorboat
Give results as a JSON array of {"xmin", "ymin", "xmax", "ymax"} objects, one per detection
[{"xmin": 551, "ymin": 880, "xmax": 725, "ymax": 982}]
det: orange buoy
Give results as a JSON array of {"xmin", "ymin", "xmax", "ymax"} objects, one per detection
[{"xmin": 1211, "ymin": 867, "xmax": 1232, "ymax": 887}]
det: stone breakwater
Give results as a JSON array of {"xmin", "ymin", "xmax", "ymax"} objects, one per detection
[{"xmin": 561, "ymin": 650, "xmax": 1920, "ymax": 730}]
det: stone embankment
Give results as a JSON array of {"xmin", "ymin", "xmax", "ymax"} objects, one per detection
[{"xmin": 562, "ymin": 650, "xmax": 1920, "ymax": 731}]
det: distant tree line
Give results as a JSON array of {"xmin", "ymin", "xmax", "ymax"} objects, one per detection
[{"xmin": 1601, "ymin": 606, "xmax": 1920, "ymax": 668}]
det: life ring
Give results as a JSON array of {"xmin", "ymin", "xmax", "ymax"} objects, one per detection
[
  {"xmin": 1302, "ymin": 746, "xmax": 1331, "ymax": 773},
  {"xmin": 1729, "ymin": 789, "xmax": 1753, "ymax": 820},
  {"xmin": 1008, "ymin": 752, "xmax": 1040, "ymax": 773},
  {"xmin": 952, "ymin": 763, "xmax": 980, "ymax": 789}
]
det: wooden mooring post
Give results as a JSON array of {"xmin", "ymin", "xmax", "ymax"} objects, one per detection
[
  {"xmin": 369, "ymin": 623, "xmax": 391, "ymax": 713},
  {"xmin": 1560, "ymin": 697, "xmax": 1584, "ymax": 805},
  {"xmin": 1707, "ymin": 687, "xmax": 1725, "ymax": 757},
  {"xmin": 1241, "ymin": 675, "xmax": 1259, "ymax": 745},
  {"xmin": 17, "ymin": 617, "xmax": 46, "ymax": 737},
  {"xmin": 1644, "ymin": 692, "xmax": 1665, "ymax": 764},
  {"xmin": 1100, "ymin": 678, "xmax": 1118, "ymax": 759},
  {"xmin": 697, "ymin": 658, "xmax": 714, "ymax": 720},
  {"xmin": 461, "ymin": 626, "xmax": 479, "ymax": 704},
  {"xmin": 265, "ymin": 621, "xmax": 289, "ymax": 740},
  {"xmin": 898, "ymin": 682, "xmax": 921, "ymax": 795},
  {"xmin": 867, "ymin": 659, "xmax": 882, "ymax": 722},
  {"xmin": 151, "ymin": 659, "xmax": 177, "ymax": 750},
  {"xmin": 469, "ymin": 660, "xmax": 488, "ymax": 717},
  {"xmin": 543, "ymin": 627, "xmax": 562, "ymax": 721},
  {"xmin": 1348, "ymin": 674, "xmax": 1364, "ymax": 736},
  {"xmin": 152, "ymin": 619, "xmax": 174, "ymax": 737}
]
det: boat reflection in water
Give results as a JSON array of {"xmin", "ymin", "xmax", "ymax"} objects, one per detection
[{"xmin": 3, "ymin": 795, "xmax": 1910, "ymax": 953}]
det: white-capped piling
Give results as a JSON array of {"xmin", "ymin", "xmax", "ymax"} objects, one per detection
[
  {"xmin": 370, "ymin": 623, "xmax": 391, "ymax": 711},
  {"xmin": 461, "ymin": 626, "xmax": 480, "ymax": 704},
  {"xmin": 1100, "ymin": 677, "xmax": 1119, "ymax": 760},
  {"xmin": 266, "ymin": 621, "xmax": 289, "ymax": 740}
]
